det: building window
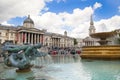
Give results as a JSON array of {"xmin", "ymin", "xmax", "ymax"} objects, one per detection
[
  {"xmin": 11, "ymin": 33, "xmax": 13, "ymax": 36},
  {"xmin": 46, "ymin": 38, "xmax": 48, "ymax": 41},
  {"xmin": 6, "ymin": 33, "xmax": 8, "ymax": 36},
  {"xmin": 0, "ymin": 39, "xmax": 1, "ymax": 44}
]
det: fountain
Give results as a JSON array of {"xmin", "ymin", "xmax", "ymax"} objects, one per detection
[
  {"xmin": 0, "ymin": 43, "xmax": 120, "ymax": 80},
  {"xmin": 90, "ymin": 32, "xmax": 115, "ymax": 45},
  {"xmin": 80, "ymin": 31, "xmax": 120, "ymax": 60}
]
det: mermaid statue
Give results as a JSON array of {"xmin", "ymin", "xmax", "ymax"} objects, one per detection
[{"xmin": 0, "ymin": 42, "xmax": 47, "ymax": 72}]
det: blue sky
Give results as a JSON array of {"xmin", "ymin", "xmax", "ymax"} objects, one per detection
[
  {"xmin": 0, "ymin": 0, "xmax": 120, "ymax": 38},
  {"xmin": 45, "ymin": 0, "xmax": 120, "ymax": 20},
  {"xmin": 6, "ymin": 0, "xmax": 120, "ymax": 26},
  {"xmin": 46, "ymin": 0, "xmax": 117, "ymax": 16}
]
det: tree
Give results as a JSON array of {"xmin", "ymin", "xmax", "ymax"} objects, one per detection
[{"xmin": 74, "ymin": 38, "xmax": 78, "ymax": 45}]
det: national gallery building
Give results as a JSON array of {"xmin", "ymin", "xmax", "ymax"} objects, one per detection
[{"xmin": 0, "ymin": 15, "xmax": 74, "ymax": 47}]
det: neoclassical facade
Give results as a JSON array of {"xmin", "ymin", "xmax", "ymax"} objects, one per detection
[
  {"xmin": 44, "ymin": 31, "xmax": 74, "ymax": 47},
  {"xmin": 0, "ymin": 25, "xmax": 17, "ymax": 44},
  {"xmin": 0, "ymin": 15, "xmax": 74, "ymax": 47}
]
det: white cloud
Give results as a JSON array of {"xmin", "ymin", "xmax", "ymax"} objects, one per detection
[
  {"xmin": 95, "ymin": 15, "xmax": 120, "ymax": 33},
  {"xmin": 33, "ymin": 6, "xmax": 93, "ymax": 38},
  {"xmin": 2, "ymin": 21, "xmax": 14, "ymax": 26},
  {"xmin": 1, "ymin": 1, "xmax": 120, "ymax": 39},
  {"xmin": 93, "ymin": 2, "xmax": 102, "ymax": 10},
  {"xmin": 0, "ymin": 0, "xmax": 52, "ymax": 22}
]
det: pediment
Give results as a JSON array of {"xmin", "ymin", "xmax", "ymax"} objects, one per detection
[
  {"xmin": 27, "ymin": 28, "xmax": 42, "ymax": 32},
  {"xmin": 17, "ymin": 27, "xmax": 44, "ymax": 34}
]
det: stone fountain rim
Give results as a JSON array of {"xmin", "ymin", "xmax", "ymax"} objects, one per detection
[{"xmin": 90, "ymin": 31, "xmax": 115, "ymax": 39}]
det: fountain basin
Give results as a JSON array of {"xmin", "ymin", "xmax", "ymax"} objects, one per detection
[
  {"xmin": 80, "ymin": 45, "xmax": 120, "ymax": 60},
  {"xmin": 90, "ymin": 32, "xmax": 115, "ymax": 45},
  {"xmin": 90, "ymin": 32, "xmax": 115, "ymax": 40}
]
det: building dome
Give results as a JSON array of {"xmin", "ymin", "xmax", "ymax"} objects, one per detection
[
  {"xmin": 23, "ymin": 15, "xmax": 34, "ymax": 28},
  {"xmin": 64, "ymin": 31, "xmax": 67, "ymax": 36},
  {"xmin": 23, "ymin": 15, "xmax": 34, "ymax": 24}
]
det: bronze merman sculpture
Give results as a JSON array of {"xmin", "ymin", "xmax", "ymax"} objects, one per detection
[{"xmin": 1, "ymin": 42, "xmax": 47, "ymax": 72}]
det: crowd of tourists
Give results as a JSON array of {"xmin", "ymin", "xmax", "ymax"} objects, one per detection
[{"xmin": 48, "ymin": 47, "xmax": 81, "ymax": 55}]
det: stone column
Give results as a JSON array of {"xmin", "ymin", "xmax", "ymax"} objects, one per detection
[
  {"xmin": 52, "ymin": 38, "xmax": 53, "ymax": 46},
  {"xmin": 34, "ymin": 34, "xmax": 36, "ymax": 44},
  {"xmin": 58, "ymin": 39, "xmax": 59, "ymax": 47},
  {"xmin": 37, "ymin": 34, "xmax": 39, "ymax": 43},
  {"xmin": 54, "ymin": 38, "xmax": 56, "ymax": 46},
  {"xmin": 39, "ymin": 34, "xmax": 40, "ymax": 43},
  {"xmin": 24, "ymin": 32, "xmax": 27, "ymax": 43},
  {"xmin": 41, "ymin": 34, "xmax": 43, "ymax": 44},
  {"xmin": 20, "ymin": 33, "xmax": 22, "ymax": 43},
  {"xmin": 57, "ymin": 38, "xmax": 58, "ymax": 47},
  {"xmin": 59, "ymin": 39, "xmax": 60, "ymax": 47},
  {"xmin": 59, "ymin": 38, "xmax": 60, "ymax": 47},
  {"xmin": 31, "ymin": 33, "xmax": 33, "ymax": 44},
  {"xmin": 21, "ymin": 32, "xmax": 23, "ymax": 44},
  {"xmin": 54, "ymin": 38, "xmax": 55, "ymax": 46},
  {"xmin": 35, "ymin": 34, "xmax": 37, "ymax": 43},
  {"xmin": 53, "ymin": 38, "xmax": 54, "ymax": 46},
  {"xmin": 28, "ymin": 33, "xmax": 30, "ymax": 44},
  {"xmin": 18, "ymin": 33, "xmax": 21, "ymax": 44},
  {"xmin": 39, "ymin": 34, "xmax": 41, "ymax": 43}
]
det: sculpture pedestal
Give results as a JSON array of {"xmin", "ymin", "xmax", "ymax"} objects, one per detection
[
  {"xmin": 16, "ymin": 64, "xmax": 33, "ymax": 73},
  {"xmin": 16, "ymin": 68, "xmax": 31, "ymax": 73}
]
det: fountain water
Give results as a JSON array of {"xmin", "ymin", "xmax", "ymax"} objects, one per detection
[
  {"xmin": 1, "ymin": 42, "xmax": 120, "ymax": 80},
  {"xmin": 0, "ymin": 43, "xmax": 81, "ymax": 80},
  {"xmin": 0, "ymin": 51, "xmax": 120, "ymax": 80}
]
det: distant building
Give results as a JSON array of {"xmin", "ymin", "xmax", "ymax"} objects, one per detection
[
  {"xmin": 76, "ymin": 38, "xmax": 83, "ymax": 47},
  {"xmin": 83, "ymin": 15, "xmax": 98, "ymax": 46},
  {"xmin": 89, "ymin": 15, "xmax": 96, "ymax": 35},
  {"xmin": 44, "ymin": 31, "xmax": 74, "ymax": 47},
  {"xmin": 0, "ymin": 15, "xmax": 74, "ymax": 47},
  {"xmin": 0, "ymin": 25, "xmax": 17, "ymax": 44}
]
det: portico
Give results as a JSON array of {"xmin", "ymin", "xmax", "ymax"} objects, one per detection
[{"xmin": 17, "ymin": 28, "xmax": 44, "ymax": 45}]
